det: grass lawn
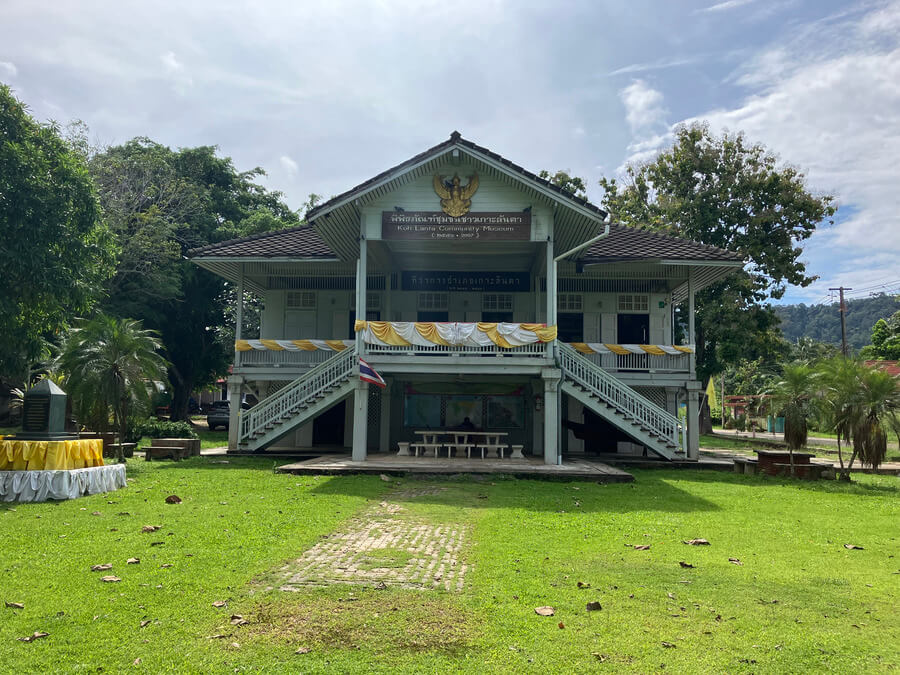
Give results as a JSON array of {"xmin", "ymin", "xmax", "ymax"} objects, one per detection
[
  {"xmin": 701, "ymin": 433, "xmax": 900, "ymax": 463},
  {"xmin": 1, "ymin": 458, "xmax": 898, "ymax": 673}
]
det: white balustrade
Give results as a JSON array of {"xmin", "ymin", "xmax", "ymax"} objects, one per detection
[
  {"xmin": 581, "ymin": 350, "xmax": 691, "ymax": 373},
  {"xmin": 558, "ymin": 342, "xmax": 685, "ymax": 452},
  {"xmin": 365, "ymin": 342, "xmax": 549, "ymax": 357},
  {"xmin": 238, "ymin": 345, "xmax": 358, "ymax": 445},
  {"xmin": 238, "ymin": 348, "xmax": 334, "ymax": 368}
]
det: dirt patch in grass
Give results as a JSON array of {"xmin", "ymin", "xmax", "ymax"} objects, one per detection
[
  {"xmin": 238, "ymin": 590, "xmax": 478, "ymax": 653},
  {"xmin": 356, "ymin": 547, "xmax": 415, "ymax": 570}
]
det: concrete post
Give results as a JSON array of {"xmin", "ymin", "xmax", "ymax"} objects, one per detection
[
  {"xmin": 379, "ymin": 378, "xmax": 391, "ymax": 453},
  {"xmin": 687, "ymin": 267, "xmax": 696, "ymax": 377},
  {"xmin": 686, "ymin": 388, "xmax": 700, "ymax": 460},
  {"xmin": 227, "ymin": 379, "xmax": 242, "ymax": 451},
  {"xmin": 546, "ymin": 239, "xmax": 556, "ymax": 360},
  {"xmin": 355, "ymin": 234, "xmax": 367, "ymax": 355},
  {"xmin": 542, "ymin": 370, "xmax": 560, "ymax": 465},
  {"xmin": 351, "ymin": 380, "xmax": 369, "ymax": 461}
]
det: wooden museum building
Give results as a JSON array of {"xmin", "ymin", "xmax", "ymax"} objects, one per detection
[{"xmin": 190, "ymin": 133, "xmax": 742, "ymax": 464}]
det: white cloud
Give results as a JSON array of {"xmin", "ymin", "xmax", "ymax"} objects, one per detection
[
  {"xmin": 0, "ymin": 61, "xmax": 17, "ymax": 77},
  {"xmin": 619, "ymin": 79, "xmax": 667, "ymax": 134},
  {"xmin": 682, "ymin": 2, "xmax": 900, "ymax": 302},
  {"xmin": 160, "ymin": 50, "xmax": 192, "ymax": 93},
  {"xmin": 280, "ymin": 154, "xmax": 299, "ymax": 177},
  {"xmin": 608, "ymin": 56, "xmax": 700, "ymax": 77},
  {"xmin": 699, "ymin": 0, "xmax": 755, "ymax": 13}
]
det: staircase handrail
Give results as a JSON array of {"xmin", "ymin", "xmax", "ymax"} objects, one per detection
[
  {"xmin": 239, "ymin": 345, "xmax": 358, "ymax": 444},
  {"xmin": 558, "ymin": 342, "xmax": 684, "ymax": 449}
]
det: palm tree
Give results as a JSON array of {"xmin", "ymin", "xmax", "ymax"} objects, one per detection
[
  {"xmin": 818, "ymin": 358, "xmax": 900, "ymax": 479},
  {"xmin": 852, "ymin": 367, "xmax": 900, "ymax": 472},
  {"xmin": 767, "ymin": 362, "xmax": 818, "ymax": 477},
  {"xmin": 58, "ymin": 315, "xmax": 169, "ymax": 463}
]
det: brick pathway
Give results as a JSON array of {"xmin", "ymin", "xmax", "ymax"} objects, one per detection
[{"xmin": 274, "ymin": 486, "xmax": 468, "ymax": 592}]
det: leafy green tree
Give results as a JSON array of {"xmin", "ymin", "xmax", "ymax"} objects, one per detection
[
  {"xmin": 58, "ymin": 315, "xmax": 169, "ymax": 463},
  {"xmin": 599, "ymin": 124, "xmax": 836, "ymax": 398},
  {"xmin": 538, "ymin": 169, "xmax": 588, "ymax": 199},
  {"xmin": 860, "ymin": 311, "xmax": 900, "ymax": 361},
  {"xmin": 89, "ymin": 139, "xmax": 300, "ymax": 420},
  {"xmin": 0, "ymin": 85, "xmax": 114, "ymax": 378}
]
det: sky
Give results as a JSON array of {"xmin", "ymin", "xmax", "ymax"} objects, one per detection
[{"xmin": 2, "ymin": 0, "xmax": 898, "ymax": 305}]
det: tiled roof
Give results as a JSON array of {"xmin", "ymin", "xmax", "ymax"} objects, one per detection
[
  {"xmin": 580, "ymin": 223, "xmax": 743, "ymax": 263},
  {"xmin": 188, "ymin": 225, "xmax": 336, "ymax": 259},
  {"xmin": 306, "ymin": 131, "xmax": 607, "ymax": 222}
]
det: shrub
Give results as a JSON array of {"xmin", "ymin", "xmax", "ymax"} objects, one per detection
[{"xmin": 128, "ymin": 418, "xmax": 197, "ymax": 440}]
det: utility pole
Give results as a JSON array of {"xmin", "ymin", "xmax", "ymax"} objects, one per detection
[{"xmin": 829, "ymin": 287, "xmax": 852, "ymax": 357}]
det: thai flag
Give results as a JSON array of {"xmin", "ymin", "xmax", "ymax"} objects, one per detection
[{"xmin": 358, "ymin": 358, "xmax": 386, "ymax": 388}]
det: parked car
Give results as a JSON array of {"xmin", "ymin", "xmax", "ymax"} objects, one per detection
[{"xmin": 206, "ymin": 400, "xmax": 230, "ymax": 431}]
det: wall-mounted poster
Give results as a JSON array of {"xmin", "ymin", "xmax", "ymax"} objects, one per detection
[
  {"xmin": 487, "ymin": 396, "xmax": 525, "ymax": 429},
  {"xmin": 446, "ymin": 396, "xmax": 482, "ymax": 428},
  {"xmin": 403, "ymin": 395, "xmax": 441, "ymax": 428}
]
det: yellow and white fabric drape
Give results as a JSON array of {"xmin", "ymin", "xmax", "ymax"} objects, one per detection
[
  {"xmin": 0, "ymin": 438, "xmax": 104, "ymax": 471},
  {"xmin": 570, "ymin": 343, "xmax": 693, "ymax": 355},
  {"xmin": 354, "ymin": 321, "xmax": 557, "ymax": 349},
  {"xmin": 235, "ymin": 339, "xmax": 353, "ymax": 352}
]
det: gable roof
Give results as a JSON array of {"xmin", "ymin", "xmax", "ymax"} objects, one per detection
[
  {"xmin": 580, "ymin": 223, "xmax": 743, "ymax": 263},
  {"xmin": 188, "ymin": 225, "xmax": 336, "ymax": 259},
  {"xmin": 306, "ymin": 131, "xmax": 610, "ymax": 260},
  {"xmin": 306, "ymin": 131, "xmax": 606, "ymax": 223}
]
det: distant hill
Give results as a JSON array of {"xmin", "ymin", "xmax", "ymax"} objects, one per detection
[{"xmin": 774, "ymin": 294, "xmax": 899, "ymax": 350}]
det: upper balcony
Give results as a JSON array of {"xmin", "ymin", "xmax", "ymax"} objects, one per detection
[{"xmin": 234, "ymin": 322, "xmax": 694, "ymax": 378}]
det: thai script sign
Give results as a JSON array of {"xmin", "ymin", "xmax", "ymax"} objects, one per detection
[
  {"xmin": 382, "ymin": 211, "xmax": 531, "ymax": 241},
  {"xmin": 402, "ymin": 271, "xmax": 530, "ymax": 292}
]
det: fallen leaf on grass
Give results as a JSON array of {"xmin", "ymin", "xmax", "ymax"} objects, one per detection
[
  {"xmin": 679, "ymin": 561, "xmax": 695, "ymax": 569},
  {"xmin": 133, "ymin": 658, "xmax": 142, "ymax": 665},
  {"xmin": 126, "ymin": 558, "xmax": 140, "ymax": 565},
  {"xmin": 160, "ymin": 564, "xmax": 173, "ymax": 569},
  {"xmin": 149, "ymin": 542, "xmax": 164, "ymax": 547},
  {"xmin": 91, "ymin": 564, "xmax": 113, "ymax": 572},
  {"xmin": 844, "ymin": 544, "xmax": 864, "ymax": 550},
  {"xmin": 667, "ymin": 592, "xmax": 676, "ymax": 600},
  {"xmin": 230, "ymin": 615, "xmax": 248, "ymax": 626},
  {"xmin": 683, "ymin": 539, "xmax": 710, "ymax": 546},
  {"xmin": 140, "ymin": 620, "xmax": 151, "ymax": 628},
  {"xmin": 212, "ymin": 601, "xmax": 227, "ymax": 608},
  {"xmin": 592, "ymin": 653, "xmax": 607, "ymax": 662},
  {"xmin": 18, "ymin": 631, "xmax": 49, "ymax": 642},
  {"xmin": 728, "ymin": 558, "xmax": 743, "ymax": 565},
  {"xmin": 295, "ymin": 647, "xmax": 311, "ymax": 655},
  {"xmin": 576, "ymin": 581, "xmax": 591, "ymax": 589},
  {"xmin": 5, "ymin": 602, "xmax": 24, "ymax": 609},
  {"xmin": 100, "ymin": 576, "xmax": 121, "ymax": 583},
  {"xmin": 586, "ymin": 601, "xmax": 602, "ymax": 611},
  {"xmin": 141, "ymin": 525, "xmax": 160, "ymax": 533},
  {"xmin": 558, "ymin": 622, "xmax": 565, "ymax": 629},
  {"xmin": 374, "ymin": 581, "xmax": 387, "ymax": 590},
  {"xmin": 633, "ymin": 545, "xmax": 651, "ymax": 551},
  {"xmin": 116, "ymin": 512, "xmax": 131, "ymax": 516},
  {"xmin": 164, "ymin": 495, "xmax": 182, "ymax": 504},
  {"xmin": 207, "ymin": 634, "xmax": 228, "ymax": 639},
  {"xmin": 379, "ymin": 474, "xmax": 391, "ymax": 482},
  {"xmin": 661, "ymin": 641, "xmax": 677, "ymax": 648},
  {"xmin": 91, "ymin": 511, "xmax": 102, "ymax": 516},
  {"xmin": 534, "ymin": 606, "xmax": 555, "ymax": 616},
  {"xmin": 230, "ymin": 642, "xmax": 240, "ymax": 649}
]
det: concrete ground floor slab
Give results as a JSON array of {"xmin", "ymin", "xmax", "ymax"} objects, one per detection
[{"xmin": 276, "ymin": 452, "xmax": 634, "ymax": 482}]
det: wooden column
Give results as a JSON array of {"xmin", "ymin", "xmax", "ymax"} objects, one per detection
[
  {"xmin": 687, "ymin": 267, "xmax": 696, "ymax": 376},
  {"xmin": 234, "ymin": 267, "xmax": 243, "ymax": 368},
  {"xmin": 545, "ymin": 238, "xmax": 556, "ymax": 359},
  {"xmin": 355, "ymin": 235, "xmax": 367, "ymax": 354}
]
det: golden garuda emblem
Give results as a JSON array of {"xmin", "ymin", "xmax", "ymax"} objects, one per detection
[{"xmin": 433, "ymin": 172, "xmax": 479, "ymax": 217}]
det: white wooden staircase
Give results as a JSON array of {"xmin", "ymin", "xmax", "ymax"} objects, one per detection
[
  {"xmin": 237, "ymin": 345, "xmax": 358, "ymax": 452},
  {"xmin": 557, "ymin": 342, "xmax": 685, "ymax": 460}
]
